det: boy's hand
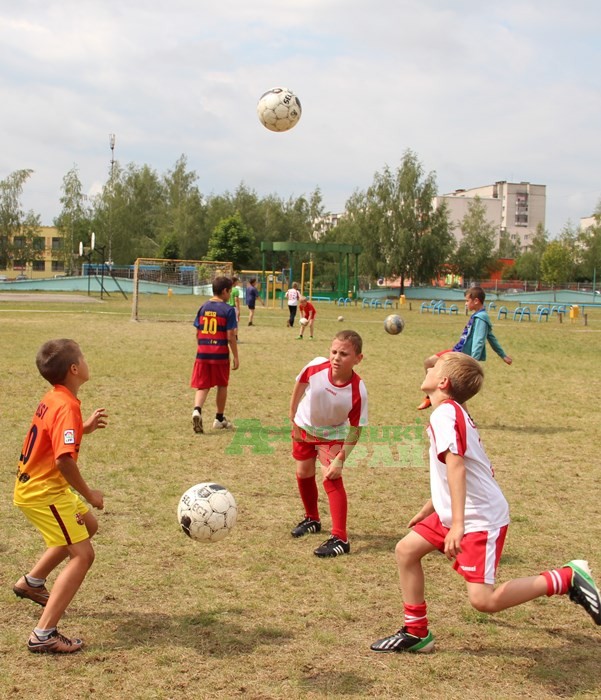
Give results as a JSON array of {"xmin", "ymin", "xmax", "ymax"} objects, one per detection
[
  {"xmin": 407, "ymin": 500, "xmax": 435, "ymax": 528},
  {"xmin": 232, "ymin": 357, "xmax": 239, "ymax": 370},
  {"xmin": 87, "ymin": 489, "xmax": 105, "ymax": 510},
  {"xmin": 83, "ymin": 408, "xmax": 108, "ymax": 434},
  {"xmin": 444, "ymin": 523, "xmax": 464, "ymax": 560},
  {"xmin": 503, "ymin": 355, "xmax": 513, "ymax": 365},
  {"xmin": 324, "ymin": 457, "xmax": 343, "ymax": 480}
]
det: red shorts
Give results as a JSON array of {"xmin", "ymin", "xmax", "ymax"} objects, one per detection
[
  {"xmin": 291, "ymin": 427, "xmax": 344, "ymax": 465},
  {"xmin": 413, "ymin": 511, "xmax": 508, "ymax": 584},
  {"xmin": 190, "ymin": 361, "xmax": 230, "ymax": 389}
]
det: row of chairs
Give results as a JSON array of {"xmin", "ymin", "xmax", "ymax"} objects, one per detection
[
  {"xmin": 420, "ymin": 299, "xmax": 459, "ymax": 315},
  {"xmin": 497, "ymin": 304, "xmax": 568, "ymax": 322}
]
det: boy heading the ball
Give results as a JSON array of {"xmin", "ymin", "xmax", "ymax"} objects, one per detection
[
  {"xmin": 289, "ymin": 330, "xmax": 368, "ymax": 557},
  {"xmin": 191, "ymin": 276, "xmax": 239, "ymax": 434},
  {"xmin": 13, "ymin": 339, "xmax": 108, "ymax": 653},
  {"xmin": 371, "ymin": 352, "xmax": 601, "ymax": 654}
]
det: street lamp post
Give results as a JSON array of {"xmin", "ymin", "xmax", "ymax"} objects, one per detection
[{"xmin": 108, "ymin": 133, "xmax": 116, "ymax": 266}]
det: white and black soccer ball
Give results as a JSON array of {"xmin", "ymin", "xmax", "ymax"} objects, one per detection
[
  {"xmin": 177, "ymin": 482, "xmax": 237, "ymax": 542},
  {"xmin": 384, "ymin": 314, "xmax": 405, "ymax": 335},
  {"xmin": 257, "ymin": 87, "xmax": 302, "ymax": 132}
]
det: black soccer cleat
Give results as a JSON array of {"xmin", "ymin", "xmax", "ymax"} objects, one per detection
[
  {"xmin": 291, "ymin": 517, "xmax": 321, "ymax": 538},
  {"xmin": 370, "ymin": 626, "xmax": 435, "ymax": 653},
  {"xmin": 313, "ymin": 535, "xmax": 350, "ymax": 558},
  {"xmin": 565, "ymin": 560, "xmax": 601, "ymax": 625}
]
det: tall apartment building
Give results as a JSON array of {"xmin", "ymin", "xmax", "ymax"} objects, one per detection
[{"xmin": 437, "ymin": 181, "xmax": 546, "ymax": 251}]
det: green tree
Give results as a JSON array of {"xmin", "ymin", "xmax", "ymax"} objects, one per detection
[
  {"xmin": 0, "ymin": 169, "xmax": 42, "ymax": 270},
  {"xmin": 343, "ymin": 150, "xmax": 453, "ymax": 290},
  {"xmin": 54, "ymin": 166, "xmax": 91, "ymax": 274},
  {"xmin": 577, "ymin": 200, "xmax": 601, "ymax": 281},
  {"xmin": 453, "ymin": 196, "xmax": 499, "ymax": 282},
  {"xmin": 206, "ymin": 212, "xmax": 254, "ymax": 270},
  {"xmin": 160, "ymin": 155, "xmax": 206, "ymax": 259},
  {"xmin": 540, "ymin": 241, "xmax": 573, "ymax": 286},
  {"xmin": 510, "ymin": 223, "xmax": 548, "ymax": 282}
]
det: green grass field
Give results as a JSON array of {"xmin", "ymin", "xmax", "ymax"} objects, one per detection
[{"xmin": 1, "ymin": 294, "xmax": 600, "ymax": 699}]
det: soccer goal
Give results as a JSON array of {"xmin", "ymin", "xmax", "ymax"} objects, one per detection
[{"xmin": 131, "ymin": 257, "xmax": 233, "ymax": 322}]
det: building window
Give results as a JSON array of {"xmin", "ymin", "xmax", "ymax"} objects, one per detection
[
  {"xmin": 51, "ymin": 237, "xmax": 63, "ymax": 251},
  {"xmin": 33, "ymin": 260, "xmax": 46, "ymax": 271},
  {"xmin": 515, "ymin": 192, "xmax": 528, "ymax": 226},
  {"xmin": 14, "ymin": 236, "xmax": 25, "ymax": 249},
  {"xmin": 51, "ymin": 260, "xmax": 65, "ymax": 272},
  {"xmin": 33, "ymin": 237, "xmax": 45, "ymax": 251}
]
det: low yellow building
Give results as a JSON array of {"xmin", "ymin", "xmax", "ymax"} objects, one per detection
[{"xmin": 0, "ymin": 226, "xmax": 68, "ymax": 280}]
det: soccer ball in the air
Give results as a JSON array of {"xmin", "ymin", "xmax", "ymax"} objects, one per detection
[
  {"xmin": 384, "ymin": 314, "xmax": 405, "ymax": 335},
  {"xmin": 177, "ymin": 482, "xmax": 237, "ymax": 542},
  {"xmin": 299, "ymin": 317, "xmax": 309, "ymax": 326},
  {"xmin": 257, "ymin": 87, "xmax": 302, "ymax": 132},
  {"xmin": 337, "ymin": 316, "xmax": 344, "ymax": 322}
]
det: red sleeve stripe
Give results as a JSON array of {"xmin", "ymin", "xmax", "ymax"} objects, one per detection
[
  {"xmin": 348, "ymin": 373, "xmax": 362, "ymax": 427},
  {"xmin": 299, "ymin": 360, "xmax": 330, "ymax": 384}
]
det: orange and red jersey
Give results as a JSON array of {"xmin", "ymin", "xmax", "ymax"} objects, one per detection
[
  {"xmin": 193, "ymin": 299, "xmax": 238, "ymax": 364},
  {"xmin": 14, "ymin": 385, "xmax": 83, "ymax": 506},
  {"xmin": 301, "ymin": 302, "xmax": 316, "ymax": 320}
]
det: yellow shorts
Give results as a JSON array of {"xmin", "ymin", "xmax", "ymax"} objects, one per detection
[{"xmin": 19, "ymin": 492, "xmax": 90, "ymax": 548}]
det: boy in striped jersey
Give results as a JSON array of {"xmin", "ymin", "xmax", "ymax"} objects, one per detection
[
  {"xmin": 371, "ymin": 352, "xmax": 600, "ymax": 654},
  {"xmin": 289, "ymin": 330, "xmax": 368, "ymax": 557},
  {"xmin": 191, "ymin": 277, "xmax": 239, "ymax": 433}
]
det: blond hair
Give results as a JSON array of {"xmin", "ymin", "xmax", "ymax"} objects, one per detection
[
  {"xmin": 334, "ymin": 330, "xmax": 363, "ymax": 355},
  {"xmin": 439, "ymin": 352, "xmax": 484, "ymax": 404}
]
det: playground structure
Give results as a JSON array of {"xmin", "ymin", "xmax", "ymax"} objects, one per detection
[{"xmin": 260, "ymin": 241, "xmax": 362, "ymax": 303}]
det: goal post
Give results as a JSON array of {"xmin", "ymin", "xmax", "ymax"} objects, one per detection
[{"xmin": 131, "ymin": 257, "xmax": 233, "ymax": 321}]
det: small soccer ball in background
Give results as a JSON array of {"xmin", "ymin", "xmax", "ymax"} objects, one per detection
[
  {"xmin": 337, "ymin": 315, "xmax": 344, "ymax": 322},
  {"xmin": 299, "ymin": 317, "xmax": 309, "ymax": 326},
  {"xmin": 384, "ymin": 314, "xmax": 405, "ymax": 335},
  {"xmin": 177, "ymin": 482, "xmax": 237, "ymax": 542},
  {"xmin": 257, "ymin": 87, "xmax": 302, "ymax": 132}
]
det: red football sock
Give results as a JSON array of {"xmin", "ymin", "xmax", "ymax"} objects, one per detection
[
  {"xmin": 322, "ymin": 478, "xmax": 347, "ymax": 541},
  {"xmin": 404, "ymin": 602, "xmax": 428, "ymax": 637},
  {"xmin": 297, "ymin": 475, "xmax": 319, "ymax": 521},
  {"xmin": 541, "ymin": 567, "xmax": 572, "ymax": 596}
]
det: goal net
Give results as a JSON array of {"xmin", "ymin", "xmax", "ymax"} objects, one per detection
[{"xmin": 131, "ymin": 257, "xmax": 234, "ymax": 322}]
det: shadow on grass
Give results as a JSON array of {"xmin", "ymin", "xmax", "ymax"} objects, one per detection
[
  {"xmin": 351, "ymin": 533, "xmax": 402, "ymax": 553},
  {"xmin": 85, "ymin": 607, "xmax": 292, "ymax": 656},
  {"xmin": 478, "ymin": 423, "xmax": 573, "ymax": 435},
  {"xmin": 461, "ymin": 625, "xmax": 600, "ymax": 697},
  {"xmin": 297, "ymin": 669, "xmax": 375, "ymax": 696}
]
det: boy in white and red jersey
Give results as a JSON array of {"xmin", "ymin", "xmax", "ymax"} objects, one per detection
[
  {"xmin": 13, "ymin": 339, "xmax": 107, "ymax": 654},
  {"xmin": 371, "ymin": 352, "xmax": 601, "ymax": 654},
  {"xmin": 289, "ymin": 330, "xmax": 367, "ymax": 557}
]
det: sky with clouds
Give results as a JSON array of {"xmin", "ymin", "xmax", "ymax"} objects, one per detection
[{"xmin": 1, "ymin": 0, "xmax": 600, "ymax": 236}]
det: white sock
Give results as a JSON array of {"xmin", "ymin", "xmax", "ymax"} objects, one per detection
[
  {"xmin": 33, "ymin": 627, "xmax": 56, "ymax": 639},
  {"xmin": 25, "ymin": 575, "xmax": 46, "ymax": 587}
]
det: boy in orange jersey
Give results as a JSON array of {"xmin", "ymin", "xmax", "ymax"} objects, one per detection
[
  {"xmin": 191, "ymin": 276, "xmax": 239, "ymax": 433},
  {"xmin": 297, "ymin": 296, "xmax": 317, "ymax": 340},
  {"xmin": 13, "ymin": 339, "xmax": 107, "ymax": 653}
]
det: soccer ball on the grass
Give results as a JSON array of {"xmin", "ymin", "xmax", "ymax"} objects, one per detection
[
  {"xmin": 257, "ymin": 87, "xmax": 302, "ymax": 132},
  {"xmin": 177, "ymin": 482, "xmax": 237, "ymax": 542},
  {"xmin": 384, "ymin": 314, "xmax": 405, "ymax": 335},
  {"xmin": 337, "ymin": 315, "xmax": 344, "ymax": 322},
  {"xmin": 299, "ymin": 317, "xmax": 309, "ymax": 326}
]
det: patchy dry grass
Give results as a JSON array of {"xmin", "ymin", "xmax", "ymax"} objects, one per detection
[{"xmin": 1, "ymin": 294, "xmax": 600, "ymax": 699}]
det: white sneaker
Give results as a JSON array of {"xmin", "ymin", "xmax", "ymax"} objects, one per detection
[
  {"xmin": 192, "ymin": 410, "xmax": 203, "ymax": 434},
  {"xmin": 213, "ymin": 417, "xmax": 234, "ymax": 430}
]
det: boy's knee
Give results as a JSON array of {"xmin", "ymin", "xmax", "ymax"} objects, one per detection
[
  {"xmin": 395, "ymin": 538, "xmax": 413, "ymax": 565},
  {"xmin": 468, "ymin": 589, "xmax": 495, "ymax": 613}
]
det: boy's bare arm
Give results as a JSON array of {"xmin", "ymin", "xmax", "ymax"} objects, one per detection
[
  {"xmin": 227, "ymin": 329, "xmax": 239, "ymax": 369},
  {"xmin": 407, "ymin": 499, "xmax": 435, "ymax": 528},
  {"xmin": 83, "ymin": 408, "xmax": 108, "ymax": 434},
  {"xmin": 289, "ymin": 381, "xmax": 308, "ymax": 422},
  {"xmin": 444, "ymin": 450, "xmax": 466, "ymax": 560},
  {"xmin": 56, "ymin": 455, "xmax": 104, "ymax": 509}
]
